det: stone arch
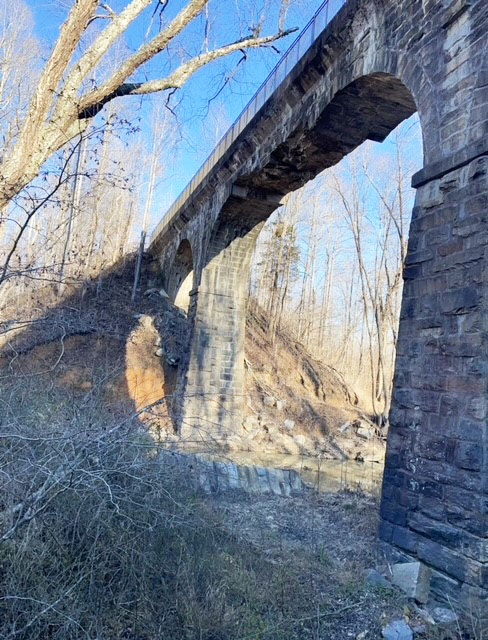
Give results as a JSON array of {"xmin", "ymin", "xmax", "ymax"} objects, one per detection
[
  {"xmin": 180, "ymin": 70, "xmax": 422, "ymax": 436},
  {"xmin": 169, "ymin": 239, "xmax": 194, "ymax": 314},
  {"xmin": 235, "ymin": 71, "xmax": 419, "ymax": 197}
]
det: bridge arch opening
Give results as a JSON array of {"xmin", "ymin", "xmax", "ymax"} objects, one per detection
[
  {"xmin": 170, "ymin": 239, "xmax": 194, "ymax": 314},
  {"xmin": 186, "ymin": 71, "xmax": 423, "ymax": 439},
  {"xmin": 251, "ymin": 108, "xmax": 423, "ymax": 429}
]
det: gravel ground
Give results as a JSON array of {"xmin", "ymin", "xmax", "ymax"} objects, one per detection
[{"xmin": 207, "ymin": 488, "xmax": 418, "ymax": 639}]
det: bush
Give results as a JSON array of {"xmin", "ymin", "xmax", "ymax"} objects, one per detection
[{"xmin": 0, "ymin": 381, "xmax": 323, "ymax": 640}]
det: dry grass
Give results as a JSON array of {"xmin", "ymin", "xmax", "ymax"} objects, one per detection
[
  {"xmin": 0, "ymin": 362, "xmax": 399, "ymax": 640},
  {"xmin": 1, "ymin": 378, "xmax": 484, "ymax": 639}
]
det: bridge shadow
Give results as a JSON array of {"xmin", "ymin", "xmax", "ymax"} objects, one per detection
[{"xmin": 0, "ymin": 254, "xmax": 186, "ymax": 437}]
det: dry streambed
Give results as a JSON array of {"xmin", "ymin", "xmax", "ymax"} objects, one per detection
[{"xmin": 208, "ymin": 489, "xmax": 406, "ymax": 639}]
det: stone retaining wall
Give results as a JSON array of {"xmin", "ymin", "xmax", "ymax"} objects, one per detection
[{"xmin": 161, "ymin": 451, "xmax": 303, "ymax": 497}]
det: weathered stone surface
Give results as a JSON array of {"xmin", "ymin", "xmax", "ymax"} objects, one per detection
[
  {"xmin": 243, "ymin": 415, "xmax": 259, "ymax": 431},
  {"xmin": 430, "ymin": 606, "xmax": 459, "ymax": 628},
  {"xmin": 263, "ymin": 421, "xmax": 278, "ymax": 436},
  {"xmin": 279, "ymin": 433, "xmax": 302, "ymax": 455},
  {"xmin": 381, "ymin": 620, "xmax": 413, "ymax": 640},
  {"xmin": 391, "ymin": 562, "xmax": 431, "ymax": 603},
  {"xmin": 241, "ymin": 436, "xmax": 261, "ymax": 453},
  {"xmin": 357, "ymin": 426, "xmax": 374, "ymax": 440},
  {"xmin": 283, "ymin": 419, "xmax": 295, "ymax": 431},
  {"xmin": 163, "ymin": 451, "xmax": 302, "ymax": 495},
  {"xmin": 289, "ymin": 469, "xmax": 303, "ymax": 492},
  {"xmin": 268, "ymin": 468, "xmax": 286, "ymax": 496},
  {"xmin": 339, "ymin": 421, "xmax": 351, "ymax": 433},
  {"xmin": 225, "ymin": 435, "xmax": 245, "ymax": 451},
  {"xmin": 147, "ymin": 0, "xmax": 488, "ymax": 614}
]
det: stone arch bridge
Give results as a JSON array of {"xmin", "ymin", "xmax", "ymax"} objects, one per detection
[{"xmin": 148, "ymin": 0, "xmax": 487, "ymax": 609}]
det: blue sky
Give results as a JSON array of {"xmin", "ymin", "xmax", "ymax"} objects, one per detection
[
  {"xmin": 24, "ymin": 0, "xmax": 342, "ymax": 231},
  {"xmin": 23, "ymin": 1, "xmax": 423, "ymax": 239}
]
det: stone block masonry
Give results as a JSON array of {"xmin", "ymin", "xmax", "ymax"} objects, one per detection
[
  {"xmin": 160, "ymin": 451, "xmax": 303, "ymax": 497},
  {"xmin": 379, "ymin": 153, "xmax": 488, "ymax": 610},
  {"xmin": 149, "ymin": 0, "xmax": 488, "ymax": 613}
]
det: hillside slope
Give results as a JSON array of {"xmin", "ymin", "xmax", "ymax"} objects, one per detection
[
  {"xmin": 243, "ymin": 305, "xmax": 384, "ymax": 461},
  {"xmin": 0, "ymin": 256, "xmax": 385, "ymax": 461}
]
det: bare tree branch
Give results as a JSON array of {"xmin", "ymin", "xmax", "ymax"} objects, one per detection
[
  {"xmin": 78, "ymin": 27, "xmax": 297, "ymax": 117},
  {"xmin": 0, "ymin": 0, "xmax": 295, "ymax": 213}
]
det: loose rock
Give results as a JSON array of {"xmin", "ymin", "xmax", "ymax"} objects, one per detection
[
  {"xmin": 391, "ymin": 562, "xmax": 431, "ymax": 603},
  {"xmin": 430, "ymin": 607, "xmax": 458, "ymax": 627},
  {"xmin": 365, "ymin": 568, "xmax": 393, "ymax": 589},
  {"xmin": 243, "ymin": 415, "xmax": 259, "ymax": 431},
  {"xmin": 381, "ymin": 620, "xmax": 413, "ymax": 640},
  {"xmin": 263, "ymin": 422, "xmax": 278, "ymax": 436},
  {"xmin": 357, "ymin": 426, "xmax": 374, "ymax": 440}
]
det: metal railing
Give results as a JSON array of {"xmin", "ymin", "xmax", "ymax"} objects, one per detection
[{"xmin": 151, "ymin": 0, "xmax": 346, "ymax": 246}]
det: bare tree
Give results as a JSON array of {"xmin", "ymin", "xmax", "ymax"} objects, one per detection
[
  {"xmin": 0, "ymin": 0, "xmax": 41, "ymax": 154},
  {"xmin": 0, "ymin": 0, "xmax": 296, "ymax": 216},
  {"xmin": 140, "ymin": 103, "xmax": 175, "ymax": 238}
]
